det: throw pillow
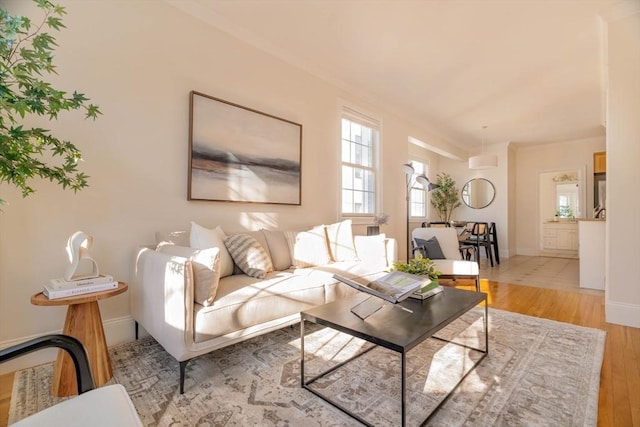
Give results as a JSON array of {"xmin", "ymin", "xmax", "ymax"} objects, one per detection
[
  {"xmin": 223, "ymin": 233, "xmax": 274, "ymax": 279},
  {"xmin": 354, "ymin": 234, "xmax": 388, "ymax": 270},
  {"xmin": 414, "ymin": 236, "xmax": 446, "ymax": 260},
  {"xmin": 261, "ymin": 229, "xmax": 292, "ymax": 270},
  {"xmin": 325, "ymin": 219, "xmax": 358, "ymax": 262},
  {"xmin": 189, "ymin": 221, "xmax": 234, "ymax": 277},
  {"xmin": 284, "ymin": 226, "xmax": 332, "ymax": 268},
  {"xmin": 157, "ymin": 244, "xmax": 221, "ymax": 306}
]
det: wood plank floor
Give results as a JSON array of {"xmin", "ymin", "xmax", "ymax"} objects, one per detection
[{"xmin": 1, "ymin": 278, "xmax": 638, "ymax": 426}]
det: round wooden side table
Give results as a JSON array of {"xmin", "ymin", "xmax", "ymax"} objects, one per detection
[{"xmin": 30, "ymin": 282, "xmax": 128, "ymax": 397}]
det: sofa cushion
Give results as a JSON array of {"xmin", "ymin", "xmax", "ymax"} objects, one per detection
[
  {"xmin": 325, "ymin": 219, "xmax": 357, "ymax": 262},
  {"xmin": 414, "ymin": 236, "xmax": 446, "ymax": 260},
  {"xmin": 156, "ymin": 244, "xmax": 221, "ymax": 306},
  {"xmin": 261, "ymin": 229, "xmax": 292, "ymax": 271},
  {"xmin": 285, "ymin": 226, "xmax": 332, "ymax": 268},
  {"xmin": 194, "ymin": 270, "xmax": 328, "ymax": 341},
  {"xmin": 189, "ymin": 222, "xmax": 234, "ymax": 277},
  {"xmin": 224, "ymin": 234, "xmax": 274, "ymax": 279}
]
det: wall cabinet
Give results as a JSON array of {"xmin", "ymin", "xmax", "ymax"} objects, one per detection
[
  {"xmin": 594, "ymin": 151, "xmax": 606, "ymax": 173},
  {"xmin": 541, "ymin": 222, "xmax": 579, "ymax": 257}
]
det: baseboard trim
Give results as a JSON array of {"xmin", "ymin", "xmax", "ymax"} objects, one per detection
[
  {"xmin": 0, "ymin": 315, "xmax": 136, "ymax": 375},
  {"xmin": 605, "ymin": 300, "xmax": 640, "ymax": 328}
]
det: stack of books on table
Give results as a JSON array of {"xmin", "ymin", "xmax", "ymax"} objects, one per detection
[
  {"xmin": 409, "ymin": 280, "xmax": 443, "ymax": 300},
  {"xmin": 43, "ymin": 275, "xmax": 118, "ymax": 299}
]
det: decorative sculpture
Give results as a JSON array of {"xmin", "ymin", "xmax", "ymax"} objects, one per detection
[{"xmin": 64, "ymin": 231, "xmax": 99, "ymax": 281}]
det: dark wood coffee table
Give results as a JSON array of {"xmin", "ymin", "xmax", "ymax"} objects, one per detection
[{"xmin": 300, "ymin": 286, "xmax": 487, "ymax": 426}]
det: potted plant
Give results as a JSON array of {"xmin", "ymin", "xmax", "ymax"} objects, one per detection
[
  {"xmin": 0, "ymin": 0, "xmax": 101, "ymax": 207},
  {"xmin": 367, "ymin": 212, "xmax": 389, "ymax": 236},
  {"xmin": 430, "ymin": 173, "xmax": 461, "ymax": 223},
  {"xmin": 392, "ymin": 253, "xmax": 441, "ymax": 285}
]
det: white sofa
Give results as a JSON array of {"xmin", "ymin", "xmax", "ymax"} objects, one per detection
[{"xmin": 131, "ymin": 221, "xmax": 397, "ymax": 393}]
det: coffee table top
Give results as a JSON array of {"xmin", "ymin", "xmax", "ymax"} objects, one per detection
[{"xmin": 301, "ymin": 286, "xmax": 486, "ymax": 353}]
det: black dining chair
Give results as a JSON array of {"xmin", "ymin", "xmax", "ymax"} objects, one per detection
[
  {"xmin": 460, "ymin": 222, "xmax": 495, "ymax": 267},
  {"xmin": 488, "ymin": 222, "xmax": 500, "ymax": 264},
  {"xmin": 421, "ymin": 221, "xmax": 451, "ymax": 228}
]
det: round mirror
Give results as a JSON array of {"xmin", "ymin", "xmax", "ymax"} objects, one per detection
[{"xmin": 462, "ymin": 178, "xmax": 495, "ymax": 209}]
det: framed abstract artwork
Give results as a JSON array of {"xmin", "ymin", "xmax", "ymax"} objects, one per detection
[{"xmin": 188, "ymin": 91, "xmax": 302, "ymax": 205}]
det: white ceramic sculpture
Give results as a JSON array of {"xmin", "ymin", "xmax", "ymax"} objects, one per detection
[{"xmin": 64, "ymin": 231, "xmax": 100, "ymax": 281}]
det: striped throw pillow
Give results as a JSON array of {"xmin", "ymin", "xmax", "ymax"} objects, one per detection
[{"xmin": 223, "ymin": 234, "xmax": 274, "ymax": 279}]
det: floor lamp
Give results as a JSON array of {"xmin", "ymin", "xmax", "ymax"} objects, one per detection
[{"xmin": 403, "ymin": 163, "xmax": 439, "ymax": 262}]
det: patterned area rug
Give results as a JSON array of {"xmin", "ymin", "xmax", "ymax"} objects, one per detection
[{"xmin": 9, "ymin": 308, "xmax": 605, "ymax": 426}]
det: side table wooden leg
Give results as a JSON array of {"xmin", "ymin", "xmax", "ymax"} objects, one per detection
[{"xmin": 51, "ymin": 301, "xmax": 112, "ymax": 396}]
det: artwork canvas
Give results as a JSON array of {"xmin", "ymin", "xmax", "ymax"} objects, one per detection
[{"xmin": 189, "ymin": 91, "xmax": 302, "ymax": 205}]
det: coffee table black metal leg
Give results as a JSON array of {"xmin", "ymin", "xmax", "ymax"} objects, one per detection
[
  {"xmin": 401, "ymin": 352, "xmax": 406, "ymax": 426},
  {"xmin": 300, "ymin": 319, "xmax": 305, "ymax": 387}
]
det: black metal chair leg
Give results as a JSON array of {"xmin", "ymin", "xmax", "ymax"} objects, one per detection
[
  {"xmin": 134, "ymin": 321, "xmax": 139, "ymax": 340},
  {"xmin": 179, "ymin": 360, "xmax": 190, "ymax": 394}
]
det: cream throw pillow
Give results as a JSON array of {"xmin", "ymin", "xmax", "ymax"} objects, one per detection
[
  {"xmin": 157, "ymin": 244, "xmax": 221, "ymax": 306},
  {"xmin": 325, "ymin": 219, "xmax": 357, "ymax": 262},
  {"xmin": 262, "ymin": 229, "xmax": 292, "ymax": 270},
  {"xmin": 224, "ymin": 234, "xmax": 273, "ymax": 279},
  {"xmin": 189, "ymin": 222, "xmax": 234, "ymax": 278},
  {"xmin": 285, "ymin": 225, "xmax": 332, "ymax": 268}
]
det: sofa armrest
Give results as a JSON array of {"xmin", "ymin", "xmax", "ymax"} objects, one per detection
[{"xmin": 131, "ymin": 247, "xmax": 194, "ymax": 361}]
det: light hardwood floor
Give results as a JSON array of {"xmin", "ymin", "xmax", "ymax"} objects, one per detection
[{"xmin": 1, "ymin": 258, "xmax": 638, "ymax": 427}]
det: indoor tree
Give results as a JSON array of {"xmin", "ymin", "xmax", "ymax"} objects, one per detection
[
  {"xmin": 0, "ymin": 0, "xmax": 101, "ymax": 207},
  {"xmin": 430, "ymin": 173, "xmax": 461, "ymax": 223}
]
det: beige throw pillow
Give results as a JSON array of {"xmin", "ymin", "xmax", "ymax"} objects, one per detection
[
  {"xmin": 189, "ymin": 221, "xmax": 234, "ymax": 278},
  {"xmin": 157, "ymin": 244, "xmax": 221, "ymax": 306},
  {"xmin": 325, "ymin": 219, "xmax": 357, "ymax": 262},
  {"xmin": 285, "ymin": 225, "xmax": 332, "ymax": 268},
  {"xmin": 224, "ymin": 234, "xmax": 274, "ymax": 279},
  {"xmin": 262, "ymin": 229, "xmax": 292, "ymax": 270}
]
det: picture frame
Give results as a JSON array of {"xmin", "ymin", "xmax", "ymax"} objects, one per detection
[{"xmin": 188, "ymin": 91, "xmax": 302, "ymax": 205}]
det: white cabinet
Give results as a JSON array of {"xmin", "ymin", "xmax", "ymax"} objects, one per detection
[
  {"xmin": 557, "ymin": 228, "xmax": 578, "ymax": 250},
  {"xmin": 541, "ymin": 222, "xmax": 578, "ymax": 257}
]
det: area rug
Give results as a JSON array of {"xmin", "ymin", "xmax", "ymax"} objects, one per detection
[{"xmin": 9, "ymin": 308, "xmax": 605, "ymax": 426}]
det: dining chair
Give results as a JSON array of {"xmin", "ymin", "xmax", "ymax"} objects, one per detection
[
  {"xmin": 459, "ymin": 222, "xmax": 495, "ymax": 267},
  {"xmin": 488, "ymin": 222, "xmax": 500, "ymax": 264},
  {"xmin": 420, "ymin": 221, "xmax": 451, "ymax": 228}
]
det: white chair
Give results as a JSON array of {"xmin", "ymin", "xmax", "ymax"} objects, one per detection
[
  {"xmin": 411, "ymin": 227, "xmax": 480, "ymax": 291},
  {"xmin": 0, "ymin": 334, "xmax": 142, "ymax": 427}
]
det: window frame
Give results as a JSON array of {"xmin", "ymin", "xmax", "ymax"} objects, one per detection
[
  {"xmin": 339, "ymin": 106, "xmax": 382, "ymax": 222},
  {"xmin": 408, "ymin": 159, "xmax": 429, "ymax": 220}
]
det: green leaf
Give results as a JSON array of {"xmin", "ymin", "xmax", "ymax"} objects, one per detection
[{"xmin": 0, "ymin": 0, "xmax": 101, "ymax": 206}]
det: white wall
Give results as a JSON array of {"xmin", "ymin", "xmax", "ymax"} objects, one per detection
[
  {"xmin": 514, "ymin": 137, "xmax": 605, "ymax": 255},
  {"xmin": 605, "ymin": 10, "xmax": 640, "ymax": 327},
  {"xmin": 439, "ymin": 142, "xmax": 511, "ymax": 259},
  {"xmin": 0, "ymin": 0, "xmax": 466, "ymax": 370}
]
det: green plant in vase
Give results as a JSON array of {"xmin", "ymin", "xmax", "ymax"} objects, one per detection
[
  {"xmin": 392, "ymin": 253, "xmax": 441, "ymax": 282},
  {"xmin": 430, "ymin": 173, "xmax": 461, "ymax": 223}
]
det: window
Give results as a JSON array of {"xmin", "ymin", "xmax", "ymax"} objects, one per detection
[
  {"xmin": 408, "ymin": 160, "xmax": 428, "ymax": 218},
  {"xmin": 340, "ymin": 110, "xmax": 380, "ymax": 216}
]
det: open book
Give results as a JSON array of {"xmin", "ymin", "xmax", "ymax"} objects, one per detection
[{"xmin": 333, "ymin": 271, "xmax": 428, "ymax": 304}]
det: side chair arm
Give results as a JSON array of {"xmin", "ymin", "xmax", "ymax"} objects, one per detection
[{"xmin": 0, "ymin": 334, "xmax": 95, "ymax": 394}]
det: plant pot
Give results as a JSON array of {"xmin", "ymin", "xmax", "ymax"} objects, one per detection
[{"xmin": 367, "ymin": 226, "xmax": 380, "ymax": 236}]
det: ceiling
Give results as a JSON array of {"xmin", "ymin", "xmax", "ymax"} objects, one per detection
[{"xmin": 166, "ymin": 0, "xmax": 615, "ymax": 151}]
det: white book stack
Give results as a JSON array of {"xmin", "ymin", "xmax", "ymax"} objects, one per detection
[{"xmin": 44, "ymin": 274, "xmax": 118, "ymax": 299}]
